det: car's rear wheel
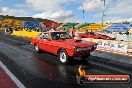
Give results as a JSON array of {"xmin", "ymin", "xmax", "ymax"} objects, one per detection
[
  {"xmin": 34, "ymin": 44, "xmax": 40, "ymax": 53},
  {"xmin": 58, "ymin": 50, "xmax": 69, "ymax": 64}
]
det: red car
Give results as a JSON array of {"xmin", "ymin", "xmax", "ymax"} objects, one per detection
[
  {"xmin": 31, "ymin": 31, "xmax": 97, "ymax": 64},
  {"xmin": 78, "ymin": 32, "xmax": 112, "ymax": 40}
]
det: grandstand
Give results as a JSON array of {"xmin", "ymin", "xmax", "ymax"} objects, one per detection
[
  {"xmin": 60, "ymin": 23, "xmax": 75, "ymax": 30},
  {"xmin": 79, "ymin": 23, "xmax": 109, "ymax": 32},
  {"xmin": 43, "ymin": 21, "xmax": 53, "ymax": 28},
  {"xmin": 78, "ymin": 23, "xmax": 91, "ymax": 29},
  {"xmin": 0, "ymin": 18, "xmax": 23, "ymax": 30},
  {"xmin": 24, "ymin": 20, "xmax": 41, "ymax": 32},
  {"xmin": 105, "ymin": 23, "xmax": 132, "ymax": 33},
  {"xmin": 52, "ymin": 22, "xmax": 62, "ymax": 28}
]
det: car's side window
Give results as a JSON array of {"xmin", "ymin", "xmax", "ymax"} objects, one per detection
[
  {"xmin": 38, "ymin": 33, "xmax": 51, "ymax": 40},
  {"xmin": 43, "ymin": 33, "xmax": 50, "ymax": 39}
]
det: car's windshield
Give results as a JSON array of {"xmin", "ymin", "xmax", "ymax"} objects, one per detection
[{"xmin": 51, "ymin": 32, "xmax": 72, "ymax": 40}]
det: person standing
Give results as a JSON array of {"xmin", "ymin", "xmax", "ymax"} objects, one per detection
[{"xmin": 71, "ymin": 27, "xmax": 76, "ymax": 38}]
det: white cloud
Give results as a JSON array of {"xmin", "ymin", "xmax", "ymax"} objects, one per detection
[
  {"xmin": 33, "ymin": 10, "xmax": 74, "ymax": 23},
  {"xmin": 0, "ymin": 7, "xmax": 29, "ymax": 16},
  {"xmin": 26, "ymin": 0, "xmax": 77, "ymax": 11},
  {"xmin": 103, "ymin": 0, "xmax": 132, "ymax": 22},
  {"xmin": 107, "ymin": 0, "xmax": 132, "ymax": 16},
  {"xmin": 26, "ymin": 0, "xmax": 75, "ymax": 22},
  {"xmin": 26, "ymin": 0, "xmax": 62, "ymax": 11},
  {"xmin": 90, "ymin": 0, "xmax": 132, "ymax": 23},
  {"xmin": 79, "ymin": 0, "xmax": 104, "ymax": 11}
]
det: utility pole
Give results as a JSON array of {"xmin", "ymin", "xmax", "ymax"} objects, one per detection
[
  {"xmin": 82, "ymin": 8, "xmax": 85, "ymax": 24},
  {"xmin": 101, "ymin": 0, "xmax": 106, "ymax": 28},
  {"xmin": 102, "ymin": 12, "xmax": 105, "ymax": 27},
  {"xmin": 101, "ymin": 0, "xmax": 106, "ymax": 6}
]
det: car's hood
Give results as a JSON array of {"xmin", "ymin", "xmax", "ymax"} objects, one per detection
[{"xmin": 56, "ymin": 39, "xmax": 95, "ymax": 47}]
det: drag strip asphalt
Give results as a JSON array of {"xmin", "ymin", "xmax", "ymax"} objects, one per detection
[{"xmin": 0, "ymin": 30, "xmax": 132, "ymax": 88}]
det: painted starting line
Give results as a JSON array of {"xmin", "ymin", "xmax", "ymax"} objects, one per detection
[{"xmin": 0, "ymin": 61, "xmax": 26, "ymax": 88}]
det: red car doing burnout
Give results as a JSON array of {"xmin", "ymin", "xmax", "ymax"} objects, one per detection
[{"xmin": 31, "ymin": 31, "xmax": 97, "ymax": 64}]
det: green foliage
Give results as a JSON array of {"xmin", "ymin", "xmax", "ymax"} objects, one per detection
[
  {"xmin": 61, "ymin": 23, "xmax": 75, "ymax": 30},
  {"xmin": 78, "ymin": 23, "xmax": 94, "ymax": 29},
  {"xmin": 0, "ymin": 15, "xmax": 53, "ymax": 22}
]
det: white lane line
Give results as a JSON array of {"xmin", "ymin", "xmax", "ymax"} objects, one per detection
[{"xmin": 0, "ymin": 61, "xmax": 26, "ymax": 88}]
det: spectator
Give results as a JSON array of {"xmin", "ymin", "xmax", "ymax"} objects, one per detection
[
  {"xmin": 5, "ymin": 27, "xmax": 13, "ymax": 34},
  {"xmin": 126, "ymin": 30, "xmax": 129, "ymax": 35},
  {"xmin": 9, "ymin": 27, "xmax": 13, "ymax": 34},
  {"xmin": 71, "ymin": 26, "xmax": 76, "ymax": 38}
]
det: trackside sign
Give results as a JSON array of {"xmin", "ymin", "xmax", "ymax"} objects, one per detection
[
  {"xmin": 82, "ymin": 38, "xmax": 128, "ymax": 53},
  {"xmin": 97, "ymin": 41, "xmax": 128, "ymax": 52}
]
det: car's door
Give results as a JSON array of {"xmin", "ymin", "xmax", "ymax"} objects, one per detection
[
  {"xmin": 39, "ymin": 33, "xmax": 55, "ymax": 53},
  {"xmin": 38, "ymin": 33, "xmax": 50, "ymax": 52}
]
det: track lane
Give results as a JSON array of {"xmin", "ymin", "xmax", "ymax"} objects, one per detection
[{"xmin": 0, "ymin": 30, "xmax": 131, "ymax": 88}]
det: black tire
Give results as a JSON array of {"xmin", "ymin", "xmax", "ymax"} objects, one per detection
[
  {"xmin": 58, "ymin": 50, "xmax": 69, "ymax": 64},
  {"xmin": 34, "ymin": 44, "xmax": 40, "ymax": 53}
]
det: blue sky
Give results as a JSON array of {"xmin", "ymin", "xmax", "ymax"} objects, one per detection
[{"xmin": 0, "ymin": 0, "xmax": 132, "ymax": 23}]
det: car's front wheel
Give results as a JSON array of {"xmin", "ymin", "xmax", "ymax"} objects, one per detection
[
  {"xmin": 58, "ymin": 50, "xmax": 69, "ymax": 64},
  {"xmin": 34, "ymin": 44, "xmax": 40, "ymax": 53}
]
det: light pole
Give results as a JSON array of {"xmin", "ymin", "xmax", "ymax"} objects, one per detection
[
  {"xmin": 101, "ymin": 0, "xmax": 106, "ymax": 6},
  {"xmin": 101, "ymin": 0, "xmax": 106, "ymax": 28},
  {"xmin": 102, "ymin": 12, "xmax": 105, "ymax": 27}
]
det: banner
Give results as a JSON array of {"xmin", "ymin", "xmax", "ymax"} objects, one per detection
[{"xmin": 82, "ymin": 38, "xmax": 129, "ymax": 53}]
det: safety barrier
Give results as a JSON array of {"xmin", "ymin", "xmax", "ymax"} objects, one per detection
[
  {"xmin": 82, "ymin": 38, "xmax": 132, "ymax": 54},
  {"xmin": 0, "ymin": 27, "xmax": 6, "ymax": 30},
  {"xmin": 12, "ymin": 30, "xmax": 39, "ymax": 38}
]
